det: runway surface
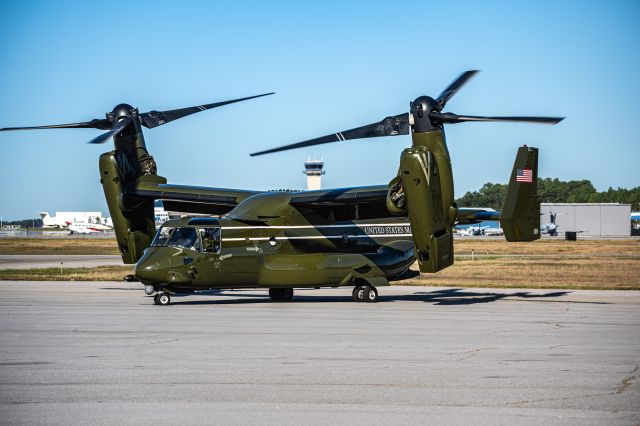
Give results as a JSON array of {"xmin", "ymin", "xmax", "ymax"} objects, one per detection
[
  {"xmin": 0, "ymin": 255, "xmax": 124, "ymax": 269},
  {"xmin": 0, "ymin": 282, "xmax": 638, "ymax": 425}
]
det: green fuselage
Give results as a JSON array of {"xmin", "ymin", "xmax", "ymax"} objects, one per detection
[{"xmin": 136, "ymin": 215, "xmax": 415, "ymax": 292}]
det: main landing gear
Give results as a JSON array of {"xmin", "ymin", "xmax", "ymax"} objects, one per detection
[
  {"xmin": 154, "ymin": 291, "xmax": 171, "ymax": 306},
  {"xmin": 269, "ymin": 288, "xmax": 294, "ymax": 301},
  {"xmin": 352, "ymin": 284, "xmax": 378, "ymax": 303}
]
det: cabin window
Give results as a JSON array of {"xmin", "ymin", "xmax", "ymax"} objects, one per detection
[{"xmin": 200, "ymin": 227, "xmax": 221, "ymax": 254}]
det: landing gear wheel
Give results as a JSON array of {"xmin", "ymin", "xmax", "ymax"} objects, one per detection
[
  {"xmin": 364, "ymin": 285, "xmax": 378, "ymax": 303},
  {"xmin": 156, "ymin": 292, "xmax": 171, "ymax": 306},
  {"xmin": 282, "ymin": 288, "xmax": 294, "ymax": 300},
  {"xmin": 269, "ymin": 288, "xmax": 294, "ymax": 301},
  {"xmin": 352, "ymin": 286, "xmax": 365, "ymax": 303},
  {"xmin": 153, "ymin": 293, "xmax": 160, "ymax": 305},
  {"xmin": 269, "ymin": 288, "xmax": 281, "ymax": 300}
]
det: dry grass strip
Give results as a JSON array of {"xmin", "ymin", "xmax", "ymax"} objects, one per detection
[
  {"xmin": 0, "ymin": 238, "xmax": 638, "ymax": 289},
  {"xmin": 0, "ymin": 238, "xmax": 120, "ymax": 255},
  {"xmin": 0, "ymin": 266, "xmax": 134, "ymax": 281},
  {"xmin": 405, "ymin": 257, "xmax": 640, "ymax": 290}
]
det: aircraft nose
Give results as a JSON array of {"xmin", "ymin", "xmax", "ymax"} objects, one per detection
[
  {"xmin": 135, "ymin": 248, "xmax": 195, "ymax": 284},
  {"xmin": 136, "ymin": 263, "xmax": 157, "ymax": 282},
  {"xmin": 135, "ymin": 252, "xmax": 163, "ymax": 283}
]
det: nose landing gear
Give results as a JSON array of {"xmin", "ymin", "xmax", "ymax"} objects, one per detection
[
  {"xmin": 352, "ymin": 284, "xmax": 378, "ymax": 303},
  {"xmin": 153, "ymin": 291, "xmax": 171, "ymax": 305}
]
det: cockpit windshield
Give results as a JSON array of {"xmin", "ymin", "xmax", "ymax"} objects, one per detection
[
  {"xmin": 152, "ymin": 226, "xmax": 174, "ymax": 246},
  {"xmin": 168, "ymin": 227, "xmax": 200, "ymax": 251},
  {"xmin": 151, "ymin": 226, "xmax": 201, "ymax": 251}
]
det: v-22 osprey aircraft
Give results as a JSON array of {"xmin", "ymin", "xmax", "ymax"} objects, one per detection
[{"xmin": 0, "ymin": 71, "xmax": 563, "ymax": 305}]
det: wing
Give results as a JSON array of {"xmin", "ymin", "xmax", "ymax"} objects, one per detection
[
  {"xmin": 128, "ymin": 180, "xmax": 258, "ymax": 215},
  {"xmin": 289, "ymin": 185, "xmax": 389, "ymax": 206},
  {"xmin": 287, "ymin": 185, "xmax": 391, "ymax": 222},
  {"xmin": 129, "ymin": 180, "xmax": 501, "ymax": 223},
  {"xmin": 292, "ymin": 190, "xmax": 505, "ymax": 224},
  {"xmin": 455, "ymin": 208, "xmax": 500, "ymax": 225}
]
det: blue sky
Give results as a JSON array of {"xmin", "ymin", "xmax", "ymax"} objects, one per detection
[{"xmin": 0, "ymin": 0, "xmax": 638, "ymax": 220}]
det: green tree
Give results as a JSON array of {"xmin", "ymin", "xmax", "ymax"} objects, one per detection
[{"xmin": 456, "ymin": 179, "xmax": 640, "ymax": 210}]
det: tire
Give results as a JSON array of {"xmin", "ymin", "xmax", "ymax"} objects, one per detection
[
  {"xmin": 352, "ymin": 286, "xmax": 365, "ymax": 303},
  {"xmin": 282, "ymin": 288, "xmax": 294, "ymax": 300},
  {"xmin": 269, "ymin": 288, "xmax": 293, "ymax": 301},
  {"xmin": 153, "ymin": 293, "xmax": 160, "ymax": 305},
  {"xmin": 364, "ymin": 285, "xmax": 378, "ymax": 303},
  {"xmin": 157, "ymin": 292, "xmax": 171, "ymax": 305},
  {"xmin": 269, "ymin": 288, "xmax": 283, "ymax": 300}
]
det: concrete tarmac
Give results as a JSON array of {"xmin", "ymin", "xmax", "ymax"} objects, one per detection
[
  {"xmin": 0, "ymin": 282, "xmax": 638, "ymax": 425},
  {"xmin": 0, "ymin": 255, "xmax": 124, "ymax": 269}
]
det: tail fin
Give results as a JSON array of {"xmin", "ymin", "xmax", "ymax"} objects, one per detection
[
  {"xmin": 500, "ymin": 146, "xmax": 540, "ymax": 242},
  {"xmin": 39, "ymin": 212, "xmax": 49, "ymax": 220}
]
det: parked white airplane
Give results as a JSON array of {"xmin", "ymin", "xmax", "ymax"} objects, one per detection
[
  {"xmin": 39, "ymin": 212, "xmax": 112, "ymax": 233},
  {"xmin": 455, "ymin": 225, "xmax": 484, "ymax": 236},
  {"xmin": 68, "ymin": 222, "xmax": 112, "ymax": 234},
  {"xmin": 540, "ymin": 212, "xmax": 558, "ymax": 236},
  {"xmin": 455, "ymin": 224, "xmax": 503, "ymax": 236},
  {"xmin": 483, "ymin": 227, "xmax": 504, "ymax": 236}
]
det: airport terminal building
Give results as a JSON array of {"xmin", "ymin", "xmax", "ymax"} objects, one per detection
[{"xmin": 541, "ymin": 203, "xmax": 631, "ymax": 237}]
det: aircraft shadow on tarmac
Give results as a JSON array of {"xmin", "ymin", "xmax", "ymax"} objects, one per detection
[{"xmin": 153, "ymin": 287, "xmax": 574, "ymax": 306}]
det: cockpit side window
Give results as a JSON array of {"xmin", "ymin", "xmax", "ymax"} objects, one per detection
[{"xmin": 200, "ymin": 227, "xmax": 221, "ymax": 254}]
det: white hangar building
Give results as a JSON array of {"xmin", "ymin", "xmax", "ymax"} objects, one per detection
[{"xmin": 540, "ymin": 203, "xmax": 631, "ymax": 237}]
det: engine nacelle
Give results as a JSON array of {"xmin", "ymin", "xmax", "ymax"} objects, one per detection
[
  {"xmin": 99, "ymin": 151, "xmax": 165, "ymax": 264},
  {"xmin": 399, "ymin": 145, "xmax": 454, "ymax": 273}
]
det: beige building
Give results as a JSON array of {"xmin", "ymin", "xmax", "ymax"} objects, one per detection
[
  {"xmin": 541, "ymin": 203, "xmax": 631, "ymax": 237},
  {"xmin": 303, "ymin": 159, "xmax": 325, "ymax": 190}
]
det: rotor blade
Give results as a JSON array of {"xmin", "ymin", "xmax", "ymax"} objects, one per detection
[
  {"xmin": 250, "ymin": 113, "xmax": 410, "ymax": 156},
  {"xmin": 429, "ymin": 111, "xmax": 564, "ymax": 125},
  {"xmin": 139, "ymin": 92, "xmax": 275, "ymax": 129},
  {"xmin": 87, "ymin": 116, "xmax": 132, "ymax": 144},
  {"xmin": 436, "ymin": 70, "xmax": 479, "ymax": 108},
  {"xmin": 0, "ymin": 118, "xmax": 110, "ymax": 132}
]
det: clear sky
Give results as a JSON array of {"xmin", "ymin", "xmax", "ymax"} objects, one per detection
[{"xmin": 0, "ymin": 0, "xmax": 638, "ymax": 220}]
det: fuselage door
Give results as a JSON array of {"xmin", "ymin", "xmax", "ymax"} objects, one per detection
[
  {"xmin": 196, "ymin": 226, "xmax": 222, "ymax": 283},
  {"xmin": 217, "ymin": 227, "xmax": 260, "ymax": 286}
]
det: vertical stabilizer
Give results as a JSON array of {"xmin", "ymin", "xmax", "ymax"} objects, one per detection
[{"xmin": 500, "ymin": 146, "xmax": 540, "ymax": 241}]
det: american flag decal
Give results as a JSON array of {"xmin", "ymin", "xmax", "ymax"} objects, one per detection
[{"xmin": 516, "ymin": 168, "xmax": 533, "ymax": 183}]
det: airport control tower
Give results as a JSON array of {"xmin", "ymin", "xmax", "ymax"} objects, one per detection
[{"xmin": 303, "ymin": 158, "xmax": 325, "ymax": 190}]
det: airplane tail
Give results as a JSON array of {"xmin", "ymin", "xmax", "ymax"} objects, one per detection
[
  {"xmin": 499, "ymin": 146, "xmax": 540, "ymax": 241},
  {"xmin": 39, "ymin": 212, "xmax": 55, "ymax": 227}
]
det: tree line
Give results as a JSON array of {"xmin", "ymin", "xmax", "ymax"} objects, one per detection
[{"xmin": 456, "ymin": 178, "xmax": 640, "ymax": 211}]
